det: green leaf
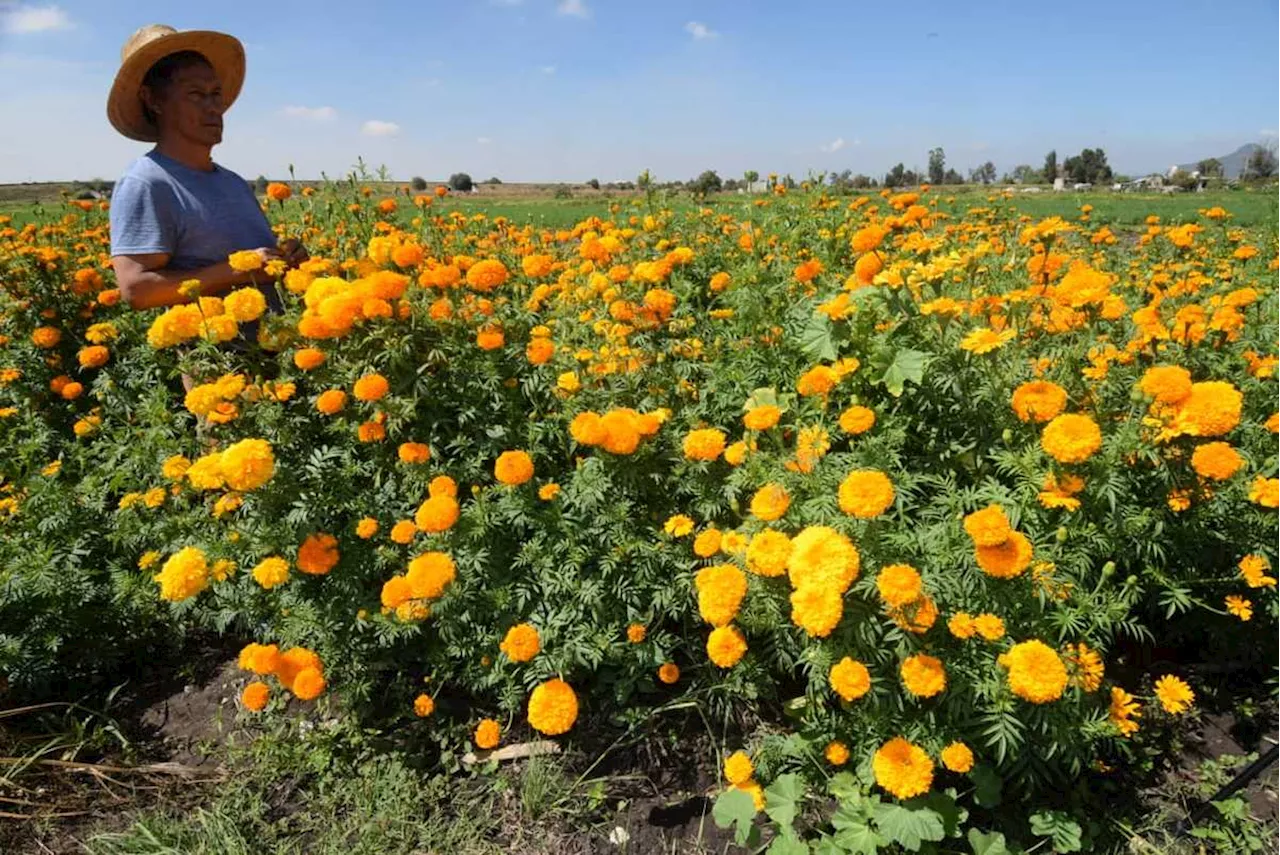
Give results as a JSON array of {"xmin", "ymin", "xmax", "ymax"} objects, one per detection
[
  {"xmin": 744, "ymin": 387, "xmax": 782, "ymax": 412},
  {"xmin": 874, "ymin": 348, "xmax": 929, "ymax": 397},
  {"xmin": 833, "ymin": 823, "xmax": 883, "ymax": 854},
  {"xmin": 872, "ymin": 802, "xmax": 946, "ymax": 852},
  {"xmin": 799, "ymin": 312, "xmax": 837, "ymax": 362},
  {"xmin": 827, "ymin": 772, "xmax": 862, "ymax": 804},
  {"xmin": 968, "ymin": 828, "xmax": 1009, "ymax": 855},
  {"xmin": 712, "ymin": 788, "xmax": 757, "ymax": 846},
  {"xmin": 767, "ymin": 833, "xmax": 810, "ymax": 855},
  {"xmin": 911, "ymin": 791, "xmax": 964, "ymax": 837},
  {"xmin": 1029, "ymin": 810, "xmax": 1083, "ymax": 853},
  {"xmin": 764, "ymin": 773, "xmax": 804, "ymax": 831},
  {"xmin": 970, "ymin": 765, "xmax": 1003, "ymax": 808}
]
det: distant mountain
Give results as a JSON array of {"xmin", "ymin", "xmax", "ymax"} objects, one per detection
[{"xmin": 1176, "ymin": 143, "xmax": 1264, "ymax": 179}]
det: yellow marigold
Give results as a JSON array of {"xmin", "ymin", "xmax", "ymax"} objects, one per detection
[
  {"xmin": 466, "ymin": 258, "xmax": 509, "ymax": 291},
  {"xmin": 1138, "ymin": 365, "xmax": 1192, "ymax": 404},
  {"xmin": 706, "ymin": 625, "xmax": 747, "ymax": 668},
  {"xmin": 948, "ymin": 612, "xmax": 976, "ymax": 639},
  {"xmin": 1109, "ymin": 686, "xmax": 1141, "ymax": 737},
  {"xmin": 316, "ymin": 389, "xmax": 347, "ymax": 415},
  {"xmin": 876, "ymin": 563, "xmax": 923, "ymax": 608},
  {"xmin": 224, "ymin": 287, "xmax": 267, "ymax": 322},
  {"xmin": 787, "ymin": 526, "xmax": 860, "ymax": 592},
  {"xmin": 77, "ymin": 345, "xmax": 109, "ymax": 369},
  {"xmin": 1010, "ymin": 381, "xmax": 1068, "ymax": 423},
  {"xmin": 999, "ymin": 639, "xmax": 1068, "ymax": 704},
  {"xmin": 413, "ymin": 694, "xmax": 435, "ymax": 717},
  {"xmin": 219, "ymin": 438, "xmax": 275, "ymax": 492},
  {"xmin": 396, "ymin": 442, "xmax": 430, "ymax": 465},
  {"xmin": 745, "ymin": 530, "xmax": 791, "ymax": 577},
  {"xmin": 873, "ymin": 738, "xmax": 934, "ymax": 800},
  {"xmin": 1190, "ymin": 442, "xmax": 1243, "ymax": 481},
  {"xmin": 290, "ymin": 664, "xmax": 326, "ymax": 701},
  {"xmin": 356, "ymin": 518, "xmax": 379, "ymax": 539},
  {"xmin": 1249, "ymin": 477, "xmax": 1279, "ymax": 508},
  {"xmin": 152, "ymin": 546, "xmax": 210, "ymax": 602},
  {"xmin": 1065, "ymin": 642, "xmax": 1104, "ymax": 692},
  {"xmin": 1041, "ymin": 413, "xmax": 1102, "ymax": 464},
  {"xmin": 959, "ymin": 327, "xmax": 1016, "ymax": 354},
  {"xmin": 251, "ymin": 556, "xmax": 290, "ymax": 590},
  {"xmin": 627, "ymin": 623, "xmax": 646, "ymax": 643},
  {"xmin": 838, "ymin": 469, "xmax": 895, "ymax": 518},
  {"xmin": 353, "ymin": 373, "xmax": 390, "ymax": 402},
  {"xmin": 796, "ymin": 365, "xmax": 839, "ymax": 397},
  {"xmin": 415, "ymin": 494, "xmax": 460, "ymax": 532},
  {"xmin": 790, "ymin": 584, "xmax": 844, "ymax": 637},
  {"xmin": 499, "ymin": 623, "xmax": 541, "ymax": 662},
  {"xmin": 723, "ymin": 751, "xmax": 753, "ymax": 786},
  {"xmin": 297, "ymin": 533, "xmax": 339, "ymax": 575},
  {"xmin": 527, "ymin": 678, "xmax": 578, "ymax": 736},
  {"xmin": 294, "ymin": 348, "xmax": 326, "ymax": 371},
  {"xmin": 228, "ymin": 249, "xmax": 263, "ymax": 272},
  {"xmin": 161, "ymin": 455, "xmax": 191, "ymax": 480},
  {"xmin": 749, "ymin": 483, "xmax": 791, "ymax": 521},
  {"xmin": 1153, "ymin": 675, "xmax": 1194, "ymax": 714},
  {"xmin": 474, "ymin": 718, "xmax": 501, "ymax": 749},
  {"xmin": 380, "ymin": 576, "xmax": 412, "ymax": 609},
  {"xmin": 538, "ymin": 483, "xmax": 560, "ymax": 501},
  {"xmin": 721, "ymin": 531, "xmax": 747, "ymax": 555},
  {"xmin": 973, "ymin": 613, "xmax": 1006, "ymax": 641},
  {"xmin": 664, "ymin": 514, "xmax": 695, "ymax": 537},
  {"xmin": 825, "ymin": 741, "xmax": 850, "ymax": 766},
  {"xmin": 558, "ymin": 371, "xmax": 581, "ymax": 393},
  {"xmin": 940, "ymin": 742, "xmax": 974, "ymax": 773},
  {"xmin": 829, "ymin": 656, "xmax": 871, "ymax": 702},
  {"xmin": 658, "ymin": 663, "xmax": 680, "ymax": 684},
  {"xmin": 693, "ymin": 528, "xmax": 722, "ymax": 558},
  {"xmin": 238, "ymin": 642, "xmax": 280, "ymax": 675},
  {"xmin": 850, "ymin": 223, "xmax": 889, "ymax": 253},
  {"xmin": 241, "ymin": 681, "xmax": 270, "ymax": 712},
  {"xmin": 683, "ymin": 428, "xmax": 726, "ymax": 461},
  {"xmin": 31, "ymin": 326, "xmax": 62, "ymax": 348},
  {"xmin": 963, "ymin": 504, "xmax": 1011, "ymax": 547},
  {"xmin": 1238, "ymin": 554, "xmax": 1277, "ymax": 588},
  {"xmin": 743, "ymin": 405, "xmax": 780, "ymax": 431},
  {"xmin": 695, "ymin": 564, "xmax": 748, "ymax": 627},
  {"xmin": 1225, "ymin": 595, "xmax": 1252, "ymax": 621},
  {"xmin": 1173, "ymin": 381, "xmax": 1243, "ymax": 438},
  {"xmin": 387, "ymin": 520, "xmax": 415, "ymax": 544},
  {"xmin": 476, "ymin": 325, "xmax": 505, "ymax": 350},
  {"xmin": 138, "ymin": 550, "xmax": 161, "ymax": 570},
  {"xmin": 406, "ymin": 551, "xmax": 456, "ymax": 599},
  {"xmin": 838, "ymin": 405, "xmax": 876, "ymax": 435},
  {"xmin": 900, "ymin": 653, "xmax": 946, "ymax": 698},
  {"xmin": 494, "ymin": 450, "xmax": 535, "ymax": 486}
]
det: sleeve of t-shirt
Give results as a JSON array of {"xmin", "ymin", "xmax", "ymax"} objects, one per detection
[{"xmin": 109, "ymin": 176, "xmax": 178, "ymax": 256}]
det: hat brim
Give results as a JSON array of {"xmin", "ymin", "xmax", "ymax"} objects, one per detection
[{"xmin": 107, "ymin": 30, "xmax": 245, "ymax": 143}]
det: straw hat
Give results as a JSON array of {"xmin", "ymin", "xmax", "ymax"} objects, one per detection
[{"xmin": 107, "ymin": 24, "xmax": 245, "ymax": 142}]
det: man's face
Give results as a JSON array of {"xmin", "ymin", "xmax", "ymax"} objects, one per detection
[{"xmin": 146, "ymin": 61, "xmax": 224, "ymax": 147}]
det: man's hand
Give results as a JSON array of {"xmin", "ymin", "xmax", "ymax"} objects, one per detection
[{"xmin": 278, "ymin": 238, "xmax": 309, "ymax": 269}]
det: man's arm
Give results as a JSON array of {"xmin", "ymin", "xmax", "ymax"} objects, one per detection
[{"xmin": 111, "ymin": 249, "xmax": 276, "ymax": 311}]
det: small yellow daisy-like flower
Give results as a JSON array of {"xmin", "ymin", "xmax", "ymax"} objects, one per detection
[{"xmin": 1153, "ymin": 674, "xmax": 1194, "ymax": 715}]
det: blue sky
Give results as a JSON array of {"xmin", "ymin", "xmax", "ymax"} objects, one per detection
[{"xmin": 0, "ymin": 0, "xmax": 1276, "ymax": 183}]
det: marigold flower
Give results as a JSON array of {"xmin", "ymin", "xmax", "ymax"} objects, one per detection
[
  {"xmin": 1010, "ymin": 381, "xmax": 1067, "ymax": 423},
  {"xmin": 963, "ymin": 504, "xmax": 1011, "ymax": 547},
  {"xmin": 829, "ymin": 656, "xmax": 871, "ymax": 701},
  {"xmin": 415, "ymin": 494, "xmax": 460, "ymax": 532},
  {"xmin": 1172, "ymin": 381, "xmax": 1242, "ymax": 438},
  {"xmin": 1225, "ymin": 595, "xmax": 1252, "ymax": 621},
  {"xmin": 316, "ymin": 389, "xmax": 347, "ymax": 415},
  {"xmin": 627, "ymin": 623, "xmax": 646, "ymax": 643},
  {"xmin": 297, "ymin": 533, "xmax": 339, "ymax": 575},
  {"xmin": 743, "ymin": 405, "xmax": 780, "ymax": 431},
  {"xmin": 1238, "ymin": 555, "xmax": 1277, "ymax": 588},
  {"xmin": 31, "ymin": 326, "xmax": 62, "ymax": 348},
  {"xmin": 948, "ymin": 612, "xmax": 976, "ymax": 639},
  {"xmin": 1109, "ymin": 686, "xmax": 1141, "ymax": 736},
  {"xmin": 664, "ymin": 514, "xmax": 695, "ymax": 537},
  {"xmin": 723, "ymin": 751, "xmax": 753, "ymax": 786},
  {"xmin": 1249, "ymin": 477, "xmax": 1279, "ymax": 508},
  {"xmin": 294, "ymin": 348, "xmax": 326, "ymax": 370},
  {"xmin": 238, "ymin": 642, "xmax": 280, "ymax": 675},
  {"xmin": 900, "ymin": 653, "xmax": 946, "ymax": 698},
  {"xmin": 290, "ymin": 667, "xmax": 326, "ymax": 701},
  {"xmin": 873, "ymin": 738, "xmax": 934, "ymax": 800},
  {"xmin": 219, "ymin": 438, "xmax": 275, "ymax": 491},
  {"xmin": 876, "ymin": 563, "xmax": 923, "ymax": 607},
  {"xmin": 1138, "ymin": 365, "xmax": 1192, "ymax": 404},
  {"xmin": 525, "ymin": 677, "xmax": 578, "ymax": 735},
  {"xmin": 353, "ymin": 373, "xmax": 390, "ymax": 402},
  {"xmin": 499, "ymin": 623, "xmax": 541, "ymax": 662},
  {"xmin": 838, "ymin": 469, "xmax": 895, "ymax": 518},
  {"xmin": 495, "ymin": 450, "xmax": 535, "ymax": 485},
  {"xmin": 466, "ymin": 259, "xmax": 509, "ymax": 291},
  {"xmin": 406, "ymin": 551, "xmax": 456, "ymax": 599},
  {"xmin": 790, "ymin": 584, "xmax": 844, "ymax": 637},
  {"xmin": 658, "ymin": 663, "xmax": 680, "ymax": 684},
  {"xmin": 224, "ymin": 287, "xmax": 267, "ymax": 322},
  {"xmin": 413, "ymin": 694, "xmax": 435, "ymax": 717},
  {"xmin": 838, "ymin": 405, "xmax": 876, "ymax": 435},
  {"xmin": 796, "ymin": 365, "xmax": 839, "ymax": 397},
  {"xmin": 77, "ymin": 345, "xmax": 109, "ymax": 369},
  {"xmin": 683, "ymin": 428, "xmax": 727, "ymax": 461},
  {"xmin": 1153, "ymin": 675, "xmax": 1194, "ymax": 714},
  {"xmin": 356, "ymin": 517, "xmax": 379, "ymax": 539},
  {"xmin": 787, "ymin": 526, "xmax": 860, "ymax": 592},
  {"xmin": 695, "ymin": 564, "xmax": 748, "ymax": 627},
  {"xmin": 252, "ymin": 556, "xmax": 290, "ymax": 590},
  {"xmin": 1189, "ymin": 442, "xmax": 1243, "ymax": 481},
  {"xmin": 1041, "ymin": 413, "xmax": 1102, "ymax": 464},
  {"xmin": 940, "ymin": 742, "xmax": 973, "ymax": 773},
  {"xmin": 538, "ymin": 483, "xmax": 561, "ymax": 500},
  {"xmin": 228, "ymin": 249, "xmax": 264, "ymax": 272},
  {"xmin": 825, "ymin": 741, "xmax": 850, "ymax": 766},
  {"xmin": 706, "ymin": 625, "xmax": 747, "ymax": 668},
  {"xmin": 241, "ymin": 681, "xmax": 270, "ymax": 711},
  {"xmin": 154, "ymin": 546, "xmax": 209, "ymax": 602},
  {"xmin": 960, "ymin": 327, "xmax": 1016, "ymax": 354},
  {"xmin": 999, "ymin": 639, "xmax": 1068, "ymax": 703},
  {"xmin": 749, "ymin": 483, "xmax": 791, "ymax": 521},
  {"xmin": 974, "ymin": 613, "xmax": 1006, "ymax": 641},
  {"xmin": 745, "ymin": 530, "xmax": 791, "ymax": 577}
]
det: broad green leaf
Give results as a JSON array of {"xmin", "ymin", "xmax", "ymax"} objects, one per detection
[
  {"xmin": 799, "ymin": 312, "xmax": 837, "ymax": 362},
  {"xmin": 872, "ymin": 802, "xmax": 946, "ymax": 852},
  {"xmin": 970, "ymin": 765, "xmax": 1003, "ymax": 808},
  {"xmin": 1029, "ymin": 810, "xmax": 1083, "ymax": 853},
  {"xmin": 767, "ymin": 833, "xmax": 810, "ymax": 855},
  {"xmin": 712, "ymin": 788, "xmax": 757, "ymax": 846},
  {"xmin": 911, "ymin": 791, "xmax": 964, "ymax": 837},
  {"xmin": 744, "ymin": 386, "xmax": 782, "ymax": 412},
  {"xmin": 968, "ymin": 828, "xmax": 1009, "ymax": 855},
  {"xmin": 764, "ymin": 773, "xmax": 804, "ymax": 831},
  {"xmin": 833, "ymin": 822, "xmax": 883, "ymax": 854},
  {"xmin": 831, "ymin": 801, "xmax": 866, "ymax": 831},
  {"xmin": 874, "ymin": 348, "xmax": 929, "ymax": 397}
]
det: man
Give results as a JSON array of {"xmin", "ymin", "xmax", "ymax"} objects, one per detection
[{"xmin": 107, "ymin": 25, "xmax": 304, "ymax": 316}]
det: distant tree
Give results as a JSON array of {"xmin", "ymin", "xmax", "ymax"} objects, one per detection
[
  {"xmin": 782, "ymin": 174, "xmax": 797, "ymax": 189},
  {"xmin": 744, "ymin": 170, "xmax": 759, "ymax": 185},
  {"xmin": 636, "ymin": 170, "xmax": 652, "ymax": 190},
  {"xmin": 884, "ymin": 163, "xmax": 921, "ymax": 187},
  {"xmin": 1062, "ymin": 148, "xmax": 1112, "ymax": 185},
  {"xmin": 484, "ymin": 176, "xmax": 503, "ymax": 185},
  {"xmin": 586, "ymin": 178, "xmax": 600, "ymax": 190},
  {"xmin": 968, "ymin": 161, "xmax": 997, "ymax": 185},
  {"xmin": 851, "ymin": 174, "xmax": 875, "ymax": 189},
  {"xmin": 254, "ymin": 175, "xmax": 269, "ymax": 194},
  {"xmin": 1245, "ymin": 146, "xmax": 1278, "ymax": 180},
  {"xmin": 448, "ymin": 172, "xmax": 474, "ymax": 192},
  {"xmin": 410, "ymin": 176, "xmax": 428, "ymax": 191},
  {"xmin": 689, "ymin": 170, "xmax": 723, "ymax": 196},
  {"xmin": 942, "ymin": 167, "xmax": 964, "ymax": 184},
  {"xmin": 1011, "ymin": 164, "xmax": 1038, "ymax": 184},
  {"xmin": 723, "ymin": 177, "xmax": 741, "ymax": 192},
  {"xmin": 927, "ymin": 147, "xmax": 946, "ymax": 185},
  {"xmin": 1196, "ymin": 158, "xmax": 1222, "ymax": 179},
  {"xmin": 1043, "ymin": 150, "xmax": 1058, "ymax": 182}
]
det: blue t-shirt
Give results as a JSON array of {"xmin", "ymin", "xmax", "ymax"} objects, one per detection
[{"xmin": 109, "ymin": 150, "xmax": 277, "ymax": 268}]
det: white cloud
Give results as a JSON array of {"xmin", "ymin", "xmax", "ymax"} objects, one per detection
[
  {"xmin": 556, "ymin": 0, "xmax": 589, "ymax": 18},
  {"xmin": 361, "ymin": 120, "xmax": 400, "ymax": 137},
  {"xmin": 540, "ymin": 65, "xmax": 557, "ymax": 75},
  {"xmin": 819, "ymin": 137, "xmax": 846, "ymax": 153},
  {"xmin": 477, "ymin": 136, "xmax": 492, "ymax": 145},
  {"xmin": 282, "ymin": 105, "xmax": 337, "ymax": 121},
  {"xmin": 684, "ymin": 21, "xmax": 717, "ymax": 40},
  {"xmin": 2, "ymin": 4, "xmax": 71, "ymax": 33}
]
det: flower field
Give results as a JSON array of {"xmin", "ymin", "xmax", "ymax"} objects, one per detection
[{"xmin": 1, "ymin": 183, "xmax": 1276, "ymax": 851}]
